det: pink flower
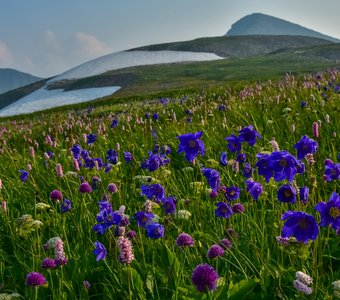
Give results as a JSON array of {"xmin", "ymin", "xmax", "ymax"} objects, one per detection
[{"xmin": 117, "ymin": 236, "xmax": 134, "ymax": 264}]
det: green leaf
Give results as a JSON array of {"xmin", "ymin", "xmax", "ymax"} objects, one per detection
[
  {"xmin": 121, "ymin": 267, "xmax": 144, "ymax": 294},
  {"xmin": 227, "ymin": 278, "xmax": 260, "ymax": 300},
  {"xmin": 166, "ymin": 245, "xmax": 181, "ymax": 275}
]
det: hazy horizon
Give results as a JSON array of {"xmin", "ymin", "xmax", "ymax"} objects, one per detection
[{"xmin": 1, "ymin": 0, "xmax": 339, "ymax": 78}]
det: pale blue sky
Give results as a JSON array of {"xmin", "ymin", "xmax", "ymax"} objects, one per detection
[{"xmin": 0, "ymin": 0, "xmax": 339, "ymax": 77}]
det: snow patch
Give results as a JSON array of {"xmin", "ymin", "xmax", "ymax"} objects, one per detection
[
  {"xmin": 49, "ymin": 50, "xmax": 223, "ymax": 83},
  {"xmin": 0, "ymin": 86, "xmax": 120, "ymax": 117}
]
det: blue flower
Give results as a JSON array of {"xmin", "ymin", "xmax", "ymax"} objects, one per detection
[
  {"xmin": 278, "ymin": 185, "xmax": 296, "ymax": 204},
  {"xmin": 141, "ymin": 184, "xmax": 166, "ymax": 203},
  {"xmin": 224, "ymin": 186, "xmax": 241, "ymax": 201},
  {"xmin": 294, "ymin": 135, "xmax": 318, "ymax": 159},
  {"xmin": 255, "ymin": 153, "xmax": 273, "ymax": 182},
  {"xmin": 202, "ymin": 167, "xmax": 220, "ymax": 192},
  {"xmin": 245, "ymin": 180, "xmax": 263, "ymax": 201},
  {"xmin": 110, "ymin": 119, "xmax": 118, "ymax": 128},
  {"xmin": 19, "ymin": 170, "xmax": 29, "ymax": 182},
  {"xmin": 177, "ymin": 131, "xmax": 205, "ymax": 162},
  {"xmin": 242, "ymin": 163, "xmax": 252, "ymax": 179},
  {"xmin": 281, "ymin": 211, "xmax": 319, "ymax": 244},
  {"xmin": 324, "ymin": 160, "xmax": 340, "ymax": 182},
  {"xmin": 93, "ymin": 241, "xmax": 107, "ymax": 261},
  {"xmin": 133, "ymin": 211, "xmax": 154, "ymax": 228},
  {"xmin": 145, "ymin": 223, "xmax": 164, "ymax": 239},
  {"xmin": 107, "ymin": 149, "xmax": 119, "ymax": 165},
  {"xmin": 268, "ymin": 151, "xmax": 301, "ymax": 182},
  {"xmin": 220, "ymin": 152, "xmax": 228, "ymax": 166},
  {"xmin": 315, "ymin": 192, "xmax": 340, "ymax": 230},
  {"xmin": 124, "ymin": 151, "xmax": 133, "ymax": 163},
  {"xmin": 238, "ymin": 125, "xmax": 262, "ymax": 146},
  {"xmin": 61, "ymin": 199, "xmax": 72, "ymax": 213},
  {"xmin": 300, "ymin": 186, "xmax": 309, "ymax": 204},
  {"xmin": 225, "ymin": 134, "xmax": 241, "ymax": 153},
  {"xmin": 87, "ymin": 133, "xmax": 97, "ymax": 144},
  {"xmin": 163, "ymin": 196, "xmax": 176, "ymax": 214},
  {"xmin": 215, "ymin": 202, "xmax": 233, "ymax": 218}
]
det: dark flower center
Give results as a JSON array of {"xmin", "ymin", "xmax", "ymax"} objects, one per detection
[
  {"xmin": 329, "ymin": 207, "xmax": 340, "ymax": 219},
  {"xmin": 298, "ymin": 218, "xmax": 308, "ymax": 230},
  {"xmin": 220, "ymin": 206, "xmax": 227, "ymax": 213},
  {"xmin": 284, "ymin": 190, "xmax": 292, "ymax": 198},
  {"xmin": 279, "ymin": 158, "xmax": 287, "ymax": 167},
  {"xmin": 189, "ymin": 140, "xmax": 197, "ymax": 148}
]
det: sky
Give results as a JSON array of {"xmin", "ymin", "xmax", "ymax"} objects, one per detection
[{"xmin": 0, "ymin": 0, "xmax": 339, "ymax": 78}]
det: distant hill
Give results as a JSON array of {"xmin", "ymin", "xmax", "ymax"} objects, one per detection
[
  {"xmin": 129, "ymin": 35, "xmax": 333, "ymax": 58},
  {"xmin": 0, "ymin": 68, "xmax": 42, "ymax": 94},
  {"xmin": 226, "ymin": 13, "xmax": 340, "ymax": 43}
]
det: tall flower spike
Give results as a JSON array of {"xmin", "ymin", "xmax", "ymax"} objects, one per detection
[{"xmin": 117, "ymin": 236, "xmax": 134, "ymax": 264}]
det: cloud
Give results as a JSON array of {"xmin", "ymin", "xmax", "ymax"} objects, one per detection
[
  {"xmin": 75, "ymin": 32, "xmax": 111, "ymax": 57},
  {"xmin": 0, "ymin": 40, "xmax": 13, "ymax": 66},
  {"xmin": 44, "ymin": 30, "xmax": 62, "ymax": 51}
]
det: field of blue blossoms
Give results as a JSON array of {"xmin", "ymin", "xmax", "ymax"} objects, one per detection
[{"xmin": 0, "ymin": 70, "xmax": 339, "ymax": 299}]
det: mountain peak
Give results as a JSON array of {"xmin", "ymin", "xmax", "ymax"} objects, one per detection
[{"xmin": 226, "ymin": 13, "xmax": 339, "ymax": 43}]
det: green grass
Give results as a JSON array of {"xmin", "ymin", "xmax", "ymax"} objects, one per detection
[{"xmin": 0, "ymin": 69, "xmax": 339, "ymax": 299}]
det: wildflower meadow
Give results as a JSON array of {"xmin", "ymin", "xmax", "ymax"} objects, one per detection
[{"xmin": 0, "ymin": 70, "xmax": 339, "ymax": 299}]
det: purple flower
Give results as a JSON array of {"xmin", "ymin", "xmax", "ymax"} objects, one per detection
[
  {"xmin": 324, "ymin": 160, "xmax": 340, "ymax": 182},
  {"xmin": 225, "ymin": 134, "xmax": 241, "ymax": 153},
  {"xmin": 315, "ymin": 192, "xmax": 340, "ymax": 230},
  {"xmin": 220, "ymin": 152, "xmax": 228, "ymax": 166},
  {"xmin": 41, "ymin": 257, "xmax": 57, "ymax": 269},
  {"xmin": 300, "ymin": 186, "xmax": 309, "ymax": 204},
  {"xmin": 201, "ymin": 167, "xmax": 220, "ymax": 192},
  {"xmin": 91, "ymin": 176, "xmax": 101, "ymax": 190},
  {"xmin": 232, "ymin": 203, "xmax": 245, "ymax": 214},
  {"xmin": 107, "ymin": 183, "xmax": 118, "ymax": 193},
  {"xmin": 145, "ymin": 223, "xmax": 164, "ymax": 239},
  {"xmin": 220, "ymin": 238, "xmax": 232, "ymax": 250},
  {"xmin": 191, "ymin": 263, "xmax": 219, "ymax": 293},
  {"xmin": 281, "ymin": 211, "xmax": 319, "ymax": 244},
  {"xmin": 127, "ymin": 230, "xmax": 137, "ymax": 239},
  {"xmin": 176, "ymin": 233, "xmax": 195, "ymax": 247},
  {"xmin": 294, "ymin": 135, "xmax": 318, "ymax": 159},
  {"xmin": 238, "ymin": 125, "xmax": 262, "ymax": 146},
  {"xmin": 79, "ymin": 182, "xmax": 92, "ymax": 193},
  {"xmin": 134, "ymin": 211, "xmax": 154, "ymax": 228},
  {"xmin": 19, "ymin": 169, "xmax": 29, "ymax": 182},
  {"xmin": 25, "ymin": 272, "xmax": 47, "ymax": 286},
  {"xmin": 177, "ymin": 131, "xmax": 205, "ymax": 162},
  {"xmin": 245, "ymin": 180, "xmax": 263, "ymax": 201},
  {"xmin": 215, "ymin": 202, "xmax": 233, "ymax": 218},
  {"xmin": 224, "ymin": 186, "xmax": 241, "ymax": 201},
  {"xmin": 50, "ymin": 189, "xmax": 63, "ymax": 202},
  {"xmin": 93, "ymin": 241, "xmax": 107, "ymax": 261},
  {"xmin": 152, "ymin": 112, "xmax": 159, "ymax": 120},
  {"xmin": 278, "ymin": 185, "xmax": 297, "ymax": 204},
  {"xmin": 141, "ymin": 184, "xmax": 166, "ymax": 203},
  {"xmin": 61, "ymin": 199, "xmax": 72, "ymax": 213},
  {"xmin": 207, "ymin": 244, "xmax": 225, "ymax": 259},
  {"xmin": 87, "ymin": 133, "xmax": 97, "ymax": 144}
]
